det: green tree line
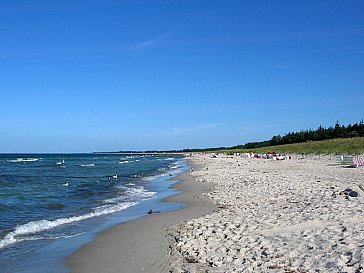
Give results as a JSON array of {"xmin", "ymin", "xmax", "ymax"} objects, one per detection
[{"xmin": 233, "ymin": 120, "xmax": 364, "ymax": 150}]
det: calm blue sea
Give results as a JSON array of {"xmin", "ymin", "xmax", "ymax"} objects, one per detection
[{"xmin": 0, "ymin": 154, "xmax": 187, "ymax": 272}]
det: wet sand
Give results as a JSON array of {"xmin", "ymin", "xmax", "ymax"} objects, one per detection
[{"xmin": 66, "ymin": 162, "xmax": 215, "ymax": 273}]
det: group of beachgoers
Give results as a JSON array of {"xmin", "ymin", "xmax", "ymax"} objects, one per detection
[{"xmin": 211, "ymin": 151, "xmax": 292, "ymax": 161}]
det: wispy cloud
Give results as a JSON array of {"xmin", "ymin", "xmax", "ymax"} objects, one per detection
[
  {"xmin": 133, "ymin": 23, "xmax": 190, "ymax": 50},
  {"xmin": 134, "ymin": 30, "xmax": 174, "ymax": 50}
]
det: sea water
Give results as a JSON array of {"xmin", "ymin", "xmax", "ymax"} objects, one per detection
[{"xmin": 0, "ymin": 154, "xmax": 187, "ymax": 272}]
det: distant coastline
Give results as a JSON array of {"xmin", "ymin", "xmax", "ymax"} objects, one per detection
[{"xmin": 93, "ymin": 151, "xmax": 187, "ymax": 155}]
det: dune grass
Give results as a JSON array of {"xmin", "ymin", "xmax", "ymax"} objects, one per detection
[{"xmin": 217, "ymin": 137, "xmax": 364, "ymax": 155}]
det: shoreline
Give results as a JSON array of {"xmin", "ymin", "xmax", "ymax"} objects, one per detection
[
  {"xmin": 66, "ymin": 159, "xmax": 216, "ymax": 273},
  {"xmin": 66, "ymin": 153, "xmax": 364, "ymax": 272}
]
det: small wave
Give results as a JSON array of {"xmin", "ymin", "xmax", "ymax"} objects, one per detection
[
  {"xmin": 157, "ymin": 157, "xmax": 174, "ymax": 161},
  {"xmin": 51, "ymin": 232, "xmax": 87, "ymax": 239},
  {"xmin": 6, "ymin": 158, "xmax": 40, "ymax": 163},
  {"xmin": 124, "ymin": 186, "xmax": 156, "ymax": 199},
  {"xmin": 1, "ymin": 231, "xmax": 87, "ymax": 247},
  {"xmin": 108, "ymin": 186, "xmax": 156, "ymax": 203},
  {"xmin": 142, "ymin": 176, "xmax": 156, "ymax": 182},
  {"xmin": 142, "ymin": 172, "xmax": 169, "ymax": 182},
  {"xmin": 81, "ymin": 164, "xmax": 95, "ymax": 167},
  {"xmin": 170, "ymin": 161, "xmax": 182, "ymax": 169},
  {"xmin": 0, "ymin": 202, "xmax": 136, "ymax": 249},
  {"xmin": 168, "ymin": 169, "xmax": 181, "ymax": 176},
  {"xmin": 119, "ymin": 160, "xmax": 132, "ymax": 164},
  {"xmin": 22, "ymin": 158, "xmax": 39, "ymax": 162},
  {"xmin": 24, "ymin": 231, "xmax": 87, "ymax": 242},
  {"xmin": 119, "ymin": 156, "xmax": 137, "ymax": 160}
]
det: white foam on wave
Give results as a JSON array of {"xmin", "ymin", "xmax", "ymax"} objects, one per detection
[
  {"xmin": 7, "ymin": 158, "xmax": 40, "ymax": 163},
  {"xmin": 105, "ymin": 186, "xmax": 156, "ymax": 204},
  {"xmin": 124, "ymin": 186, "xmax": 156, "ymax": 199},
  {"xmin": 139, "ymin": 160, "xmax": 184, "ymax": 182},
  {"xmin": 170, "ymin": 160, "xmax": 183, "ymax": 168},
  {"xmin": 24, "ymin": 231, "xmax": 86, "ymax": 242},
  {"xmin": 0, "ymin": 202, "xmax": 137, "ymax": 249},
  {"xmin": 142, "ymin": 174, "xmax": 160, "ymax": 182},
  {"xmin": 119, "ymin": 160, "xmax": 132, "ymax": 164},
  {"xmin": 157, "ymin": 157, "xmax": 174, "ymax": 161},
  {"xmin": 81, "ymin": 164, "xmax": 95, "ymax": 167},
  {"xmin": 166, "ymin": 160, "xmax": 185, "ymax": 176},
  {"xmin": 120, "ymin": 156, "xmax": 137, "ymax": 160}
]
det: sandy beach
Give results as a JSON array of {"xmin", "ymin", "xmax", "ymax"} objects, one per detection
[
  {"xmin": 67, "ymin": 154, "xmax": 364, "ymax": 273},
  {"xmin": 169, "ymin": 154, "xmax": 364, "ymax": 273}
]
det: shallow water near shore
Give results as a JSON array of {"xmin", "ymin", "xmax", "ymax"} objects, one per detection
[{"xmin": 0, "ymin": 153, "xmax": 188, "ymax": 273}]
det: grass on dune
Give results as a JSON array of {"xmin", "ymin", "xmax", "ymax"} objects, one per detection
[{"xmin": 217, "ymin": 137, "xmax": 364, "ymax": 155}]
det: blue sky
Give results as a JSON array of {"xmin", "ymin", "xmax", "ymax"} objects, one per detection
[{"xmin": 1, "ymin": 0, "xmax": 363, "ymax": 152}]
